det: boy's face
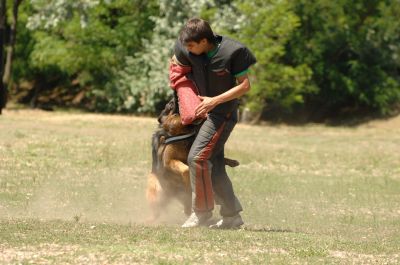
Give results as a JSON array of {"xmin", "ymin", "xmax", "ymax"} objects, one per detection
[{"xmin": 184, "ymin": 39, "xmax": 208, "ymax": 55}]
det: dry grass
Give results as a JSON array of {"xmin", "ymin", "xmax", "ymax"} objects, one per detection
[{"xmin": 1, "ymin": 108, "xmax": 399, "ymax": 264}]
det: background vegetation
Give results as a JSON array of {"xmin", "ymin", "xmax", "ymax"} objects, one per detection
[{"xmin": 0, "ymin": 0, "xmax": 399, "ymax": 121}]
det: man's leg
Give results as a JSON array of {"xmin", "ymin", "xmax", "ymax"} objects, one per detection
[
  {"xmin": 208, "ymin": 113, "xmax": 244, "ymax": 229},
  {"xmin": 211, "ymin": 150, "xmax": 243, "ymax": 217},
  {"xmin": 182, "ymin": 113, "xmax": 235, "ymax": 228}
]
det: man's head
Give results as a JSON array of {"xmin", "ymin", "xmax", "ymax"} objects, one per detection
[{"xmin": 179, "ymin": 18, "xmax": 216, "ymax": 55}]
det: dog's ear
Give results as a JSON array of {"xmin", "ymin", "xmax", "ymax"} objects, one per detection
[
  {"xmin": 168, "ymin": 97, "xmax": 177, "ymax": 114},
  {"xmin": 158, "ymin": 111, "xmax": 166, "ymax": 124},
  {"xmin": 158, "ymin": 98, "xmax": 175, "ymax": 124}
]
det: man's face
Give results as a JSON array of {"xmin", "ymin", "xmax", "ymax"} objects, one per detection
[{"xmin": 184, "ymin": 39, "xmax": 208, "ymax": 55}]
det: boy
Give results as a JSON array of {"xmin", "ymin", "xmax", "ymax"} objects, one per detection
[{"xmin": 170, "ymin": 18, "xmax": 256, "ymax": 228}]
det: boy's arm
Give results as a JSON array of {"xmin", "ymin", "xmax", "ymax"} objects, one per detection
[
  {"xmin": 195, "ymin": 45, "xmax": 256, "ymax": 117},
  {"xmin": 195, "ymin": 74, "xmax": 251, "ymax": 117}
]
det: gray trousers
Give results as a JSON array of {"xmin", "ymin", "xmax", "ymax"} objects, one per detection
[{"xmin": 187, "ymin": 111, "xmax": 243, "ymax": 217}]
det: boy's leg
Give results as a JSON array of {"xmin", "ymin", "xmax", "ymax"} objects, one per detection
[
  {"xmin": 182, "ymin": 112, "xmax": 235, "ymax": 227},
  {"xmin": 211, "ymin": 150, "xmax": 243, "ymax": 217}
]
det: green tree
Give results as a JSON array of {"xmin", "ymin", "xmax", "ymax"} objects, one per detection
[
  {"xmin": 287, "ymin": 0, "xmax": 400, "ymax": 118},
  {"xmin": 215, "ymin": 0, "xmax": 313, "ymax": 121},
  {"xmin": 22, "ymin": 0, "xmax": 158, "ymax": 110},
  {"xmin": 0, "ymin": 0, "xmax": 23, "ymax": 114},
  {"xmin": 117, "ymin": 0, "xmax": 210, "ymax": 114}
]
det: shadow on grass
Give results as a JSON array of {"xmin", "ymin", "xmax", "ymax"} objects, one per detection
[
  {"xmin": 257, "ymin": 104, "xmax": 400, "ymax": 127},
  {"xmin": 243, "ymin": 227, "xmax": 296, "ymax": 233},
  {"xmin": 204, "ymin": 218, "xmax": 303, "ymax": 234},
  {"xmin": 244, "ymin": 226, "xmax": 296, "ymax": 233}
]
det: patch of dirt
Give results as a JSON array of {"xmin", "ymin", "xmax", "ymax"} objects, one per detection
[
  {"xmin": 0, "ymin": 244, "xmax": 79, "ymax": 264},
  {"xmin": 330, "ymin": 250, "xmax": 400, "ymax": 264}
]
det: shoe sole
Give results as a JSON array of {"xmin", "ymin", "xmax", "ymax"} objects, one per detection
[
  {"xmin": 181, "ymin": 213, "xmax": 213, "ymax": 228},
  {"xmin": 209, "ymin": 221, "xmax": 244, "ymax": 229}
]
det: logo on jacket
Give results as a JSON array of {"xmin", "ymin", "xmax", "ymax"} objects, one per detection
[{"xmin": 214, "ymin": 68, "xmax": 230, "ymax": 76}]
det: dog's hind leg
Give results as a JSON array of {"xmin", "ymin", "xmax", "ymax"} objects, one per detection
[{"xmin": 176, "ymin": 191, "xmax": 192, "ymax": 216}]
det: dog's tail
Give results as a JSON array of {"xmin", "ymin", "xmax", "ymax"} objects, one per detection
[
  {"xmin": 152, "ymin": 129, "xmax": 167, "ymax": 173},
  {"xmin": 151, "ymin": 131, "xmax": 160, "ymax": 173}
]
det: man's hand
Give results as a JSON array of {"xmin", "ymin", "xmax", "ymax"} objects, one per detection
[
  {"xmin": 194, "ymin": 74, "xmax": 251, "ymax": 119},
  {"xmin": 195, "ymin": 96, "xmax": 219, "ymax": 118}
]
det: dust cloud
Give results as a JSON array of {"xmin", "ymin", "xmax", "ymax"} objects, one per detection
[{"xmin": 2, "ymin": 169, "xmax": 188, "ymax": 226}]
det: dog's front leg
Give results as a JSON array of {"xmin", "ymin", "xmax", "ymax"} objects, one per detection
[
  {"xmin": 165, "ymin": 159, "xmax": 191, "ymax": 191},
  {"xmin": 146, "ymin": 173, "xmax": 164, "ymax": 222}
]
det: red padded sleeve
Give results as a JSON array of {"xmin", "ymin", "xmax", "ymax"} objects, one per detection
[{"xmin": 169, "ymin": 62, "xmax": 203, "ymax": 125}]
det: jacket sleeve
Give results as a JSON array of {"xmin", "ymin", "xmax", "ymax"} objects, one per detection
[
  {"xmin": 169, "ymin": 57, "xmax": 203, "ymax": 125},
  {"xmin": 231, "ymin": 46, "xmax": 257, "ymax": 77}
]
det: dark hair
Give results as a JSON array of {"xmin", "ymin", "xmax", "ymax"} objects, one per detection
[{"xmin": 179, "ymin": 18, "xmax": 216, "ymax": 44}]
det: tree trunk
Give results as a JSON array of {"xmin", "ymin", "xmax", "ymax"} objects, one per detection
[
  {"xmin": 3, "ymin": 0, "xmax": 22, "ymax": 85},
  {"xmin": 0, "ymin": 0, "xmax": 6, "ymax": 114},
  {"xmin": 240, "ymin": 107, "xmax": 262, "ymax": 124}
]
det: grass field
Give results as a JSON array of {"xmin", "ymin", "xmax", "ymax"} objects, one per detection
[{"xmin": 1, "ymin": 108, "xmax": 399, "ymax": 264}]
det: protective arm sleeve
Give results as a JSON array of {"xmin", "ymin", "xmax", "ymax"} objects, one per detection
[{"xmin": 169, "ymin": 56, "xmax": 202, "ymax": 125}]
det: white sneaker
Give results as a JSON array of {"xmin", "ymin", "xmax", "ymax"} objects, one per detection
[
  {"xmin": 181, "ymin": 211, "xmax": 212, "ymax": 228},
  {"xmin": 209, "ymin": 214, "xmax": 244, "ymax": 229}
]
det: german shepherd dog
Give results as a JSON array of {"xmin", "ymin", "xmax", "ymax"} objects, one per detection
[{"xmin": 146, "ymin": 96, "xmax": 239, "ymax": 221}]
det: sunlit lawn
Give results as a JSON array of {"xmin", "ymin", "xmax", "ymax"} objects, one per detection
[{"xmin": 1, "ymin": 109, "xmax": 399, "ymax": 264}]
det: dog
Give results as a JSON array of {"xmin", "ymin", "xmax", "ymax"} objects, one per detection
[{"xmin": 146, "ymin": 96, "xmax": 239, "ymax": 222}]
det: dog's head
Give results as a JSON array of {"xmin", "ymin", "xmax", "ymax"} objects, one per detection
[
  {"xmin": 162, "ymin": 113, "xmax": 192, "ymax": 136},
  {"xmin": 157, "ymin": 95, "xmax": 197, "ymax": 136},
  {"xmin": 158, "ymin": 97, "xmax": 179, "ymax": 124}
]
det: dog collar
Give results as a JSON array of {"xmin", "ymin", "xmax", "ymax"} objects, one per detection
[{"xmin": 165, "ymin": 131, "xmax": 196, "ymax": 145}]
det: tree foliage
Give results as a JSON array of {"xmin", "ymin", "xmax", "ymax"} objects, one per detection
[
  {"xmin": 5, "ymin": 0, "xmax": 400, "ymax": 120},
  {"xmin": 0, "ymin": 0, "xmax": 23, "ymax": 114},
  {"xmin": 27, "ymin": 0, "xmax": 100, "ymax": 29},
  {"xmin": 217, "ymin": 0, "xmax": 313, "ymax": 115},
  {"xmin": 19, "ymin": 0, "xmax": 158, "ymax": 110},
  {"xmin": 117, "ymin": 0, "xmax": 210, "ymax": 113},
  {"xmin": 287, "ymin": 0, "xmax": 400, "ymax": 116}
]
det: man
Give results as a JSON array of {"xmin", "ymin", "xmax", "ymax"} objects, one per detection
[{"xmin": 170, "ymin": 18, "xmax": 256, "ymax": 228}]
